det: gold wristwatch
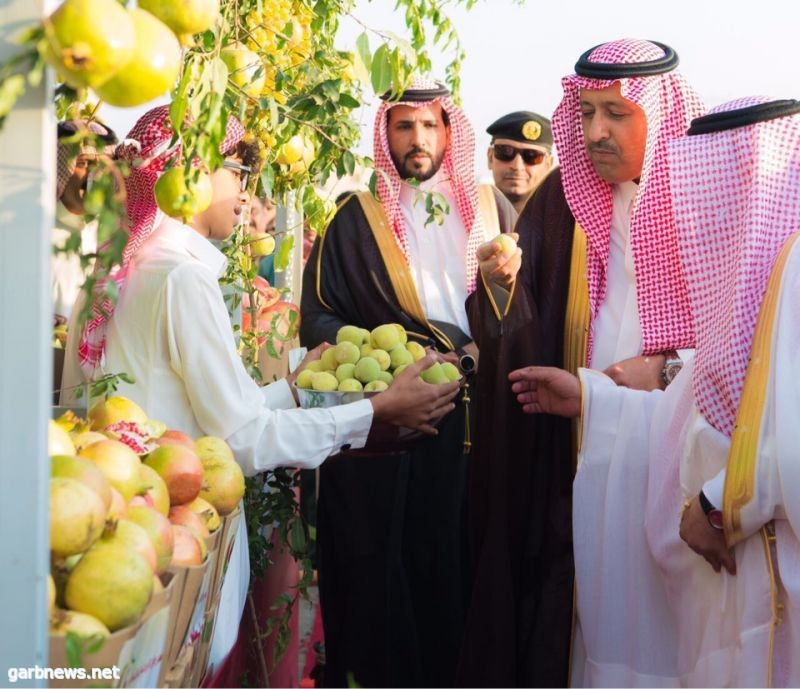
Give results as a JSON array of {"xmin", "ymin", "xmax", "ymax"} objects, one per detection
[{"xmin": 660, "ymin": 351, "xmax": 683, "ymax": 387}]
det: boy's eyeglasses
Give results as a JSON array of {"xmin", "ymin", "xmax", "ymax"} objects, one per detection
[
  {"xmin": 492, "ymin": 144, "xmax": 547, "ymax": 166},
  {"xmin": 223, "ymin": 160, "xmax": 252, "ymax": 192}
]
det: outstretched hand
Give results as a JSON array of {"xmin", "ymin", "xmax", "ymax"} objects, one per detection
[
  {"xmin": 371, "ymin": 353, "xmax": 461, "ymax": 435},
  {"xmin": 477, "ymin": 232, "xmax": 521, "ymax": 290},
  {"xmin": 508, "ymin": 366, "xmax": 582, "ymax": 417},
  {"xmin": 679, "ymin": 496, "xmax": 736, "ymax": 575}
]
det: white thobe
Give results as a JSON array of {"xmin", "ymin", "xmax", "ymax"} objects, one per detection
[
  {"xmin": 571, "ymin": 182, "xmax": 681, "ymax": 687},
  {"xmin": 399, "ymin": 170, "xmax": 471, "ymax": 336},
  {"xmin": 60, "ymin": 216, "xmax": 374, "ymax": 668}
]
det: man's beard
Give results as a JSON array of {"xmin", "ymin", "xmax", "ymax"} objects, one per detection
[{"xmin": 391, "ymin": 146, "xmax": 445, "ymax": 181}]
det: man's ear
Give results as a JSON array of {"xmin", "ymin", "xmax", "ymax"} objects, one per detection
[{"xmin": 486, "ymin": 147, "xmax": 494, "ymax": 169}]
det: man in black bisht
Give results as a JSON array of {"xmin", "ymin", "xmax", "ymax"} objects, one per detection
[{"xmin": 300, "ymin": 75, "xmax": 516, "ymax": 688}]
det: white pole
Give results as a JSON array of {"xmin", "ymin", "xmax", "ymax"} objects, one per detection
[{"xmin": 0, "ymin": 0, "xmax": 54, "ymax": 685}]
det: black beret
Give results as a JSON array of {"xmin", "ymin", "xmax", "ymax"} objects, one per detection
[{"xmin": 486, "ymin": 111, "xmax": 552, "ymax": 149}]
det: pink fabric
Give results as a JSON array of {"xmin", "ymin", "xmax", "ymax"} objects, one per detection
[
  {"xmin": 373, "ymin": 75, "xmax": 484, "ymax": 294},
  {"xmin": 77, "ymin": 105, "xmax": 246, "ymax": 378},
  {"xmin": 668, "ymin": 96, "xmax": 800, "ymax": 436},
  {"xmin": 551, "ymin": 38, "xmax": 705, "ymax": 356}
]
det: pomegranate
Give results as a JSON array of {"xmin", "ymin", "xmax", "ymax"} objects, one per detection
[
  {"xmin": 127, "ymin": 505, "xmax": 175, "ymax": 574},
  {"xmin": 50, "ymin": 609, "xmax": 110, "ymax": 639},
  {"xmin": 48, "ymin": 420, "xmax": 75, "ymax": 456},
  {"xmin": 194, "ymin": 435, "xmax": 235, "ymax": 463},
  {"xmin": 143, "ymin": 444, "xmax": 203, "ymax": 506},
  {"xmin": 168, "ymin": 504, "xmax": 210, "ymax": 538},
  {"xmin": 88, "ymin": 396, "xmax": 148, "ymax": 431},
  {"xmin": 79, "ymin": 439, "xmax": 145, "ymax": 502},
  {"xmin": 51, "ymin": 454, "xmax": 112, "ymax": 512},
  {"xmin": 156, "ymin": 429, "xmax": 196, "ymax": 450},
  {"xmin": 185, "ymin": 496, "xmax": 221, "ymax": 532},
  {"xmin": 97, "ymin": 520, "xmax": 158, "ymax": 573},
  {"xmin": 170, "ymin": 525, "xmax": 206, "ymax": 567},
  {"xmin": 220, "ymin": 44, "xmax": 265, "ymax": 98},
  {"xmin": 70, "ymin": 430, "xmax": 108, "ymax": 452},
  {"xmin": 137, "ymin": 0, "xmax": 220, "ymax": 37},
  {"xmin": 95, "ymin": 9, "xmax": 181, "ymax": 108},
  {"xmin": 42, "ymin": 0, "xmax": 135, "ymax": 89},
  {"xmin": 50, "ymin": 477, "xmax": 107, "ymax": 557},
  {"xmin": 153, "ymin": 168, "xmax": 213, "ymax": 222},
  {"xmin": 65, "ymin": 544, "xmax": 153, "ymax": 631},
  {"xmin": 199, "ymin": 457, "xmax": 245, "ymax": 516},
  {"xmin": 136, "ymin": 463, "xmax": 171, "ymax": 516},
  {"xmin": 107, "ymin": 487, "xmax": 128, "ymax": 522}
]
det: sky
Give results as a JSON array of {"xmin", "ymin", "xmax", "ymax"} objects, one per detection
[{"xmin": 104, "ymin": 0, "xmax": 799, "ymax": 177}]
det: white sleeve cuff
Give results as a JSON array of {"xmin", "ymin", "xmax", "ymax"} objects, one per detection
[
  {"xmin": 702, "ymin": 470, "xmax": 726, "ymax": 511},
  {"xmin": 328, "ymin": 398, "xmax": 374, "ymax": 452},
  {"xmin": 260, "ymin": 378, "xmax": 297, "ymax": 410}
]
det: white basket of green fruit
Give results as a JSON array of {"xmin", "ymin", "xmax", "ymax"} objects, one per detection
[{"xmin": 294, "ymin": 323, "xmax": 460, "ymax": 410}]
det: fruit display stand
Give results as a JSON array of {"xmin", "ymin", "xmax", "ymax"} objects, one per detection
[{"xmin": 49, "ymin": 573, "xmax": 174, "ymax": 688}]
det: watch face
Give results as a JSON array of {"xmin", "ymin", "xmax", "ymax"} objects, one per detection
[
  {"xmin": 664, "ymin": 362, "xmax": 683, "ymax": 385},
  {"xmin": 708, "ymin": 510, "xmax": 724, "ymax": 530}
]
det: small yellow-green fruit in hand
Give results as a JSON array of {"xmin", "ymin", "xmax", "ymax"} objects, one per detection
[
  {"xmin": 441, "ymin": 362, "xmax": 461, "ymax": 382},
  {"xmin": 338, "ymin": 378, "xmax": 363, "ymax": 392},
  {"xmin": 354, "ymin": 356, "xmax": 381, "ymax": 383},
  {"xmin": 311, "ymin": 372, "xmax": 339, "ymax": 392},
  {"xmin": 406, "ymin": 341, "xmax": 426, "ymax": 362},
  {"xmin": 334, "ymin": 341, "xmax": 360, "ymax": 365},
  {"xmin": 492, "ymin": 233, "xmax": 518, "ymax": 257},
  {"xmin": 249, "ymin": 233, "xmax": 275, "ymax": 257},
  {"xmin": 369, "ymin": 349, "xmax": 391, "ymax": 371},
  {"xmin": 154, "ymin": 168, "xmax": 213, "ymax": 222},
  {"xmin": 320, "ymin": 348, "xmax": 339, "ymax": 371},
  {"xmin": 421, "ymin": 362, "xmax": 449, "ymax": 385},
  {"xmin": 389, "ymin": 345, "xmax": 414, "ymax": 369},
  {"xmin": 364, "ymin": 380, "xmax": 389, "ymax": 392},
  {"xmin": 370, "ymin": 324, "xmax": 401, "ymax": 352},
  {"xmin": 336, "ymin": 325, "xmax": 363, "ymax": 346},
  {"xmin": 335, "ymin": 363, "xmax": 356, "ymax": 382},
  {"xmin": 295, "ymin": 369, "xmax": 315, "ymax": 389}
]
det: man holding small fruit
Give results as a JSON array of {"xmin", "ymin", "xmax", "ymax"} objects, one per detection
[{"xmin": 300, "ymin": 75, "xmax": 516, "ymax": 688}]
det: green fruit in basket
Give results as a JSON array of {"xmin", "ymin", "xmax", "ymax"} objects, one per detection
[
  {"xmin": 336, "ymin": 325, "xmax": 364, "ymax": 346},
  {"xmin": 441, "ymin": 362, "xmax": 461, "ymax": 382},
  {"xmin": 360, "ymin": 343, "xmax": 374, "ymax": 358},
  {"xmin": 296, "ymin": 369, "xmax": 315, "ymax": 389},
  {"xmin": 303, "ymin": 360, "xmax": 325, "ymax": 373},
  {"xmin": 389, "ymin": 345, "xmax": 414, "ymax": 369},
  {"xmin": 421, "ymin": 362, "xmax": 449, "ymax": 385},
  {"xmin": 359, "ymin": 328, "xmax": 371, "ymax": 344},
  {"xmin": 335, "ymin": 341, "xmax": 360, "ymax": 365},
  {"xmin": 393, "ymin": 324, "xmax": 408, "ymax": 345},
  {"xmin": 406, "ymin": 341, "xmax": 426, "ymax": 362},
  {"xmin": 338, "ymin": 378, "xmax": 363, "ymax": 392},
  {"xmin": 320, "ymin": 348, "xmax": 339, "ymax": 371},
  {"xmin": 376, "ymin": 370, "xmax": 394, "ymax": 385},
  {"xmin": 335, "ymin": 363, "xmax": 356, "ymax": 382},
  {"xmin": 311, "ymin": 371, "xmax": 339, "ymax": 392},
  {"xmin": 364, "ymin": 380, "xmax": 389, "ymax": 392},
  {"xmin": 393, "ymin": 363, "xmax": 409, "ymax": 377},
  {"xmin": 354, "ymin": 356, "xmax": 380, "ymax": 383},
  {"xmin": 369, "ymin": 349, "xmax": 391, "ymax": 371},
  {"xmin": 370, "ymin": 324, "xmax": 401, "ymax": 352}
]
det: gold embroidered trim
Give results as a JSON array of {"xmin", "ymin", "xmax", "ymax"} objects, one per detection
[
  {"xmin": 723, "ymin": 232, "xmax": 800, "ymax": 544},
  {"xmin": 477, "ymin": 183, "xmax": 499, "ymax": 242},
  {"xmin": 760, "ymin": 523, "xmax": 780, "ymax": 688}
]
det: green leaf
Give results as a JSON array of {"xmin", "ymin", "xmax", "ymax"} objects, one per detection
[
  {"xmin": 274, "ymin": 234, "xmax": 294, "ymax": 272},
  {"xmin": 0, "ymin": 75, "xmax": 25, "ymax": 122},
  {"xmin": 355, "ymin": 31, "xmax": 371, "ymax": 73},
  {"xmin": 370, "ymin": 44, "xmax": 392, "ymax": 96}
]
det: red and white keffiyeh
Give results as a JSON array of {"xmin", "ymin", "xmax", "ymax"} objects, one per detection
[
  {"xmin": 78, "ymin": 105, "xmax": 246, "ymax": 378},
  {"xmin": 373, "ymin": 75, "xmax": 485, "ymax": 293},
  {"xmin": 552, "ymin": 38, "xmax": 705, "ymax": 356},
  {"xmin": 669, "ymin": 96, "xmax": 800, "ymax": 437}
]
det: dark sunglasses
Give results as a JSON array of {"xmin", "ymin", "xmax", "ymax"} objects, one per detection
[
  {"xmin": 492, "ymin": 144, "xmax": 547, "ymax": 166},
  {"xmin": 223, "ymin": 160, "xmax": 252, "ymax": 192}
]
